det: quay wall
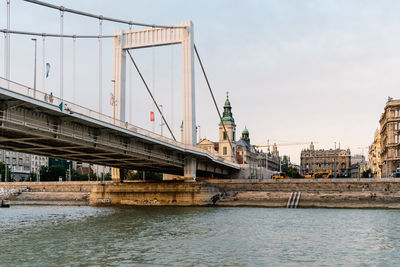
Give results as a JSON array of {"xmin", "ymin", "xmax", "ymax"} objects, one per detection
[
  {"xmin": 0, "ymin": 181, "xmax": 98, "ymax": 192},
  {"xmin": 2, "ymin": 179, "xmax": 400, "ymax": 208},
  {"xmin": 90, "ymin": 181, "xmax": 220, "ymax": 206},
  {"xmin": 217, "ymin": 191, "xmax": 400, "ymax": 209},
  {"xmin": 8, "ymin": 192, "xmax": 90, "ymax": 206},
  {"xmin": 204, "ymin": 178, "xmax": 400, "ymax": 192}
]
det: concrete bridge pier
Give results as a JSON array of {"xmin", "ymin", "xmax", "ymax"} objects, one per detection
[
  {"xmin": 111, "ymin": 167, "xmax": 120, "ymax": 183},
  {"xmin": 184, "ymin": 157, "xmax": 197, "ymax": 181}
]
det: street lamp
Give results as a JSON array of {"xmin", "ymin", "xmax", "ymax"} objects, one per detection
[
  {"xmin": 197, "ymin": 125, "xmax": 201, "ymax": 142},
  {"xmin": 111, "ymin": 80, "xmax": 116, "ymax": 123},
  {"xmin": 334, "ymin": 142, "xmax": 337, "ymax": 178},
  {"xmin": 31, "ymin": 38, "xmax": 37, "ymax": 98}
]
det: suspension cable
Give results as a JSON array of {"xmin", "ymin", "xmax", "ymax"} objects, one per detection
[
  {"xmin": 60, "ymin": 9, "xmax": 64, "ymax": 100},
  {"xmin": 98, "ymin": 18, "xmax": 103, "ymax": 114},
  {"xmin": 23, "ymin": 0, "xmax": 186, "ymax": 29},
  {"xmin": 0, "ymin": 29, "xmax": 114, "ymax": 38},
  {"xmin": 126, "ymin": 50, "xmax": 176, "ymax": 141},
  {"xmin": 42, "ymin": 35, "xmax": 45, "ymax": 92},
  {"xmin": 72, "ymin": 36, "xmax": 76, "ymax": 102},
  {"xmin": 194, "ymin": 44, "xmax": 236, "ymax": 162}
]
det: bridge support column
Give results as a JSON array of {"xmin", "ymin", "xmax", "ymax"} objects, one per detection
[
  {"xmin": 111, "ymin": 167, "xmax": 120, "ymax": 183},
  {"xmin": 182, "ymin": 21, "xmax": 197, "ymax": 181},
  {"xmin": 113, "ymin": 29, "xmax": 126, "ymax": 122},
  {"xmin": 184, "ymin": 157, "xmax": 196, "ymax": 181}
]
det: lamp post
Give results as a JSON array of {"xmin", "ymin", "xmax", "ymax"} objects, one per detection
[
  {"xmin": 334, "ymin": 142, "xmax": 337, "ymax": 178},
  {"xmin": 111, "ymin": 80, "xmax": 116, "ymax": 124},
  {"xmin": 197, "ymin": 125, "xmax": 201, "ymax": 142},
  {"xmin": 31, "ymin": 38, "xmax": 37, "ymax": 98}
]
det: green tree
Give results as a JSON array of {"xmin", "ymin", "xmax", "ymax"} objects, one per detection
[
  {"xmin": 40, "ymin": 165, "xmax": 66, "ymax": 181},
  {"xmin": 0, "ymin": 162, "xmax": 11, "ymax": 182},
  {"xmin": 132, "ymin": 171, "xmax": 162, "ymax": 181},
  {"xmin": 362, "ymin": 169, "xmax": 372, "ymax": 178},
  {"xmin": 285, "ymin": 167, "xmax": 301, "ymax": 178}
]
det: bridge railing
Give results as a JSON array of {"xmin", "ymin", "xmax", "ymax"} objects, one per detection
[{"xmin": 0, "ymin": 77, "xmax": 239, "ymax": 168}]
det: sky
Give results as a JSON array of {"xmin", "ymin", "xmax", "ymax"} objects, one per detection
[{"xmin": 1, "ymin": 0, "xmax": 400, "ymax": 164}]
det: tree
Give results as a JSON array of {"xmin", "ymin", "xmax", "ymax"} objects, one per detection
[
  {"xmin": 362, "ymin": 169, "xmax": 372, "ymax": 178},
  {"xmin": 132, "ymin": 171, "xmax": 162, "ymax": 181},
  {"xmin": 0, "ymin": 162, "xmax": 11, "ymax": 182},
  {"xmin": 39, "ymin": 165, "xmax": 66, "ymax": 181}
]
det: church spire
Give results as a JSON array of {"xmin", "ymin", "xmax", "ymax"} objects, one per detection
[{"xmin": 221, "ymin": 91, "xmax": 235, "ymax": 125}]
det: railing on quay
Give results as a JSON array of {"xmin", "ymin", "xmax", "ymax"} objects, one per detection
[{"xmin": 0, "ymin": 77, "xmax": 239, "ymax": 169}]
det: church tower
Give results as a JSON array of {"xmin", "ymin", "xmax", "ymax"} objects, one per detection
[{"xmin": 219, "ymin": 93, "xmax": 236, "ymax": 162}]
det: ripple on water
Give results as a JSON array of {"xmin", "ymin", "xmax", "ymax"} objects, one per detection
[{"xmin": 1, "ymin": 206, "xmax": 400, "ymax": 266}]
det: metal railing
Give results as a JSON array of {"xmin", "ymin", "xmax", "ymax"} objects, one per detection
[{"xmin": 0, "ymin": 77, "xmax": 240, "ymax": 169}]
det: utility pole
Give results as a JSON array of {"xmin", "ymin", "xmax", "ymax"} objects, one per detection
[
  {"xmin": 31, "ymin": 38, "xmax": 37, "ymax": 98},
  {"xmin": 334, "ymin": 142, "xmax": 337, "ymax": 178}
]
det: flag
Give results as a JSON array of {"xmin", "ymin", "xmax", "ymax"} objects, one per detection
[
  {"xmin": 46, "ymin": 63, "xmax": 51, "ymax": 78},
  {"xmin": 150, "ymin": 111, "xmax": 154, "ymax": 122}
]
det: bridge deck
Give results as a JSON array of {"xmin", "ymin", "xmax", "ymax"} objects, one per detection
[{"xmin": 0, "ymin": 78, "xmax": 239, "ymax": 176}]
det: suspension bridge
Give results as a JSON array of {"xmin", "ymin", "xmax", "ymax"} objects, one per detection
[{"xmin": 0, "ymin": 0, "xmax": 240, "ymax": 181}]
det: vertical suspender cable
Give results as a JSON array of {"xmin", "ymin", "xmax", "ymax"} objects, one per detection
[
  {"xmin": 170, "ymin": 45, "xmax": 174, "ymax": 136},
  {"xmin": 152, "ymin": 45, "xmax": 156, "ymax": 132},
  {"xmin": 72, "ymin": 36, "xmax": 76, "ymax": 102},
  {"xmin": 3, "ymin": 32, "xmax": 6, "ymax": 77},
  {"xmin": 42, "ymin": 35, "xmax": 45, "ymax": 92},
  {"xmin": 98, "ymin": 17, "xmax": 103, "ymax": 113},
  {"xmin": 6, "ymin": 0, "xmax": 10, "ymax": 85},
  {"xmin": 128, "ymin": 25, "xmax": 132, "ymax": 123},
  {"xmin": 60, "ymin": 7, "xmax": 64, "ymax": 99}
]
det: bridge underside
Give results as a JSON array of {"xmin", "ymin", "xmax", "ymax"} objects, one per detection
[{"xmin": 0, "ymin": 87, "xmax": 239, "ymax": 177}]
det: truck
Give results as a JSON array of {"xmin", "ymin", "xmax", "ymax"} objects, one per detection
[{"xmin": 313, "ymin": 170, "xmax": 332, "ymax": 179}]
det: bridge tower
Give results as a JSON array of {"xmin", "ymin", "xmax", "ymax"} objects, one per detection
[{"xmin": 112, "ymin": 21, "xmax": 197, "ymax": 181}]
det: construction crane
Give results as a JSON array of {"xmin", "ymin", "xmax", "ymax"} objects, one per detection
[{"xmin": 255, "ymin": 140, "xmax": 317, "ymax": 152}]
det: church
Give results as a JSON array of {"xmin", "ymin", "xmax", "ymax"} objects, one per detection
[{"xmin": 197, "ymin": 94, "xmax": 280, "ymax": 179}]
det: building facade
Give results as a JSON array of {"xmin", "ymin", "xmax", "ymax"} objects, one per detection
[
  {"xmin": 378, "ymin": 98, "xmax": 400, "ymax": 177},
  {"xmin": 301, "ymin": 142, "xmax": 351, "ymax": 177},
  {"xmin": 368, "ymin": 129, "xmax": 382, "ymax": 177},
  {"xmin": 0, "ymin": 150, "xmax": 31, "ymax": 181},
  {"xmin": 31, "ymin": 155, "xmax": 48, "ymax": 174},
  {"xmin": 197, "ymin": 94, "xmax": 279, "ymax": 179}
]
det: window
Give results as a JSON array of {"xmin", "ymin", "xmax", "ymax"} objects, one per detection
[
  {"xmin": 223, "ymin": 132, "xmax": 227, "ymax": 140},
  {"xmin": 223, "ymin": 147, "xmax": 227, "ymax": 155}
]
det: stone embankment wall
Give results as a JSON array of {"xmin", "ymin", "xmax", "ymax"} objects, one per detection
[
  {"xmin": 1, "ymin": 182, "xmax": 96, "ymax": 205},
  {"xmin": 205, "ymin": 178, "xmax": 400, "ymax": 192},
  {"xmin": 204, "ymin": 178, "xmax": 400, "ymax": 208},
  {"xmin": 2, "ymin": 179, "xmax": 400, "ymax": 208},
  {"xmin": 90, "ymin": 181, "xmax": 220, "ymax": 206},
  {"xmin": 8, "ymin": 192, "xmax": 90, "ymax": 205},
  {"xmin": 0, "ymin": 181, "xmax": 98, "ymax": 192}
]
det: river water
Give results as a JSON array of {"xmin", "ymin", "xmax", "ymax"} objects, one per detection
[{"xmin": 1, "ymin": 206, "xmax": 400, "ymax": 266}]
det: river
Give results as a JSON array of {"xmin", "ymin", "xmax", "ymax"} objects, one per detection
[{"xmin": 1, "ymin": 206, "xmax": 400, "ymax": 266}]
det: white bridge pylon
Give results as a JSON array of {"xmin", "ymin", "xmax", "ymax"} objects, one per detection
[{"xmin": 112, "ymin": 20, "xmax": 197, "ymax": 180}]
